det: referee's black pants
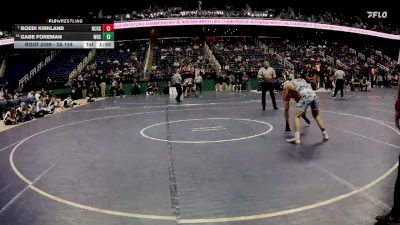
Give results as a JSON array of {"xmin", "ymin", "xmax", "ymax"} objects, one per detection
[
  {"xmin": 261, "ymin": 82, "xmax": 277, "ymax": 109},
  {"xmin": 333, "ymin": 79, "xmax": 344, "ymax": 97},
  {"xmin": 175, "ymin": 83, "xmax": 182, "ymax": 102}
]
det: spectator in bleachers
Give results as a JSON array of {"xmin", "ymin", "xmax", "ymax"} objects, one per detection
[{"xmin": 27, "ymin": 91, "xmax": 34, "ymax": 98}]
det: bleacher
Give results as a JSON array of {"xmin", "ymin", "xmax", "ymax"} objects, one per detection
[
  {"xmin": 151, "ymin": 39, "xmax": 213, "ymax": 80},
  {"xmin": 25, "ymin": 50, "xmax": 88, "ymax": 90},
  {"xmin": 95, "ymin": 50, "xmax": 131, "ymax": 72},
  {"xmin": 209, "ymin": 38, "xmax": 272, "ymax": 77},
  {"xmin": 0, "ymin": 53, "xmax": 47, "ymax": 90},
  {"xmin": 95, "ymin": 43, "xmax": 146, "ymax": 79}
]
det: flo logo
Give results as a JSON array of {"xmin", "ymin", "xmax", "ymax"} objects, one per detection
[{"xmin": 367, "ymin": 11, "xmax": 388, "ymax": 18}]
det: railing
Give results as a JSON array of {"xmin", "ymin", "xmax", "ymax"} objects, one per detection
[
  {"xmin": 144, "ymin": 42, "xmax": 152, "ymax": 73},
  {"xmin": 68, "ymin": 49, "xmax": 96, "ymax": 80},
  {"xmin": 0, "ymin": 58, "xmax": 6, "ymax": 78},
  {"xmin": 204, "ymin": 42, "xmax": 221, "ymax": 72},
  {"xmin": 18, "ymin": 51, "xmax": 59, "ymax": 90}
]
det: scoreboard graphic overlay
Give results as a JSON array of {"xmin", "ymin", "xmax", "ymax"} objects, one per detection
[{"xmin": 14, "ymin": 20, "xmax": 115, "ymax": 49}]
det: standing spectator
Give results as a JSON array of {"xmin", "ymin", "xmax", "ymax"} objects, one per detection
[
  {"xmin": 46, "ymin": 76, "xmax": 52, "ymax": 92},
  {"xmin": 229, "ymin": 73, "xmax": 236, "ymax": 91},
  {"xmin": 110, "ymin": 79, "xmax": 118, "ymax": 97},
  {"xmin": 131, "ymin": 80, "xmax": 141, "ymax": 95},
  {"xmin": 257, "ymin": 61, "xmax": 278, "ymax": 110},
  {"xmin": 81, "ymin": 79, "xmax": 87, "ymax": 99},
  {"xmin": 194, "ymin": 73, "xmax": 203, "ymax": 94},
  {"xmin": 172, "ymin": 69, "xmax": 182, "ymax": 103},
  {"xmin": 333, "ymin": 66, "xmax": 345, "ymax": 98},
  {"xmin": 242, "ymin": 70, "xmax": 250, "ymax": 91},
  {"xmin": 100, "ymin": 80, "xmax": 106, "ymax": 98}
]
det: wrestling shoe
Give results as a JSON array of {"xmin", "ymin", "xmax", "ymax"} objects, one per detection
[
  {"xmin": 286, "ymin": 137, "xmax": 300, "ymax": 144},
  {"xmin": 376, "ymin": 214, "xmax": 400, "ymax": 224},
  {"xmin": 322, "ymin": 131, "xmax": 329, "ymax": 141}
]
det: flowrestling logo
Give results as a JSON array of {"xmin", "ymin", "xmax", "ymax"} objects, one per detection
[{"xmin": 367, "ymin": 11, "xmax": 388, "ymax": 18}]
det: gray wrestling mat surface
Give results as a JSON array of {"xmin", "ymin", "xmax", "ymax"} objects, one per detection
[{"xmin": 0, "ymin": 90, "xmax": 398, "ymax": 225}]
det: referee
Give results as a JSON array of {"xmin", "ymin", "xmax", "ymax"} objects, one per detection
[
  {"xmin": 172, "ymin": 69, "xmax": 182, "ymax": 103},
  {"xmin": 333, "ymin": 66, "xmax": 345, "ymax": 98},
  {"xmin": 257, "ymin": 61, "xmax": 278, "ymax": 110}
]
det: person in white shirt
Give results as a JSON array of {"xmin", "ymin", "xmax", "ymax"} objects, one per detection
[
  {"xmin": 194, "ymin": 73, "xmax": 203, "ymax": 94},
  {"xmin": 27, "ymin": 91, "xmax": 34, "ymax": 98},
  {"xmin": 100, "ymin": 81, "xmax": 106, "ymax": 97},
  {"xmin": 333, "ymin": 67, "xmax": 345, "ymax": 98},
  {"xmin": 35, "ymin": 91, "xmax": 41, "ymax": 101},
  {"xmin": 172, "ymin": 69, "xmax": 182, "ymax": 103},
  {"xmin": 257, "ymin": 61, "xmax": 278, "ymax": 110}
]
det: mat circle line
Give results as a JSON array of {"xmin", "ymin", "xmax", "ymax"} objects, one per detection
[{"xmin": 139, "ymin": 118, "xmax": 274, "ymax": 143}]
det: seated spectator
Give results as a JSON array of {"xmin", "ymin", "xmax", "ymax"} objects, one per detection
[
  {"xmin": 27, "ymin": 91, "xmax": 34, "ymax": 98},
  {"xmin": 63, "ymin": 95, "xmax": 76, "ymax": 108},
  {"xmin": 13, "ymin": 91, "xmax": 21, "ymax": 99},
  {"xmin": 46, "ymin": 97, "xmax": 57, "ymax": 112},
  {"xmin": 351, "ymin": 77, "xmax": 361, "ymax": 91},
  {"xmin": 35, "ymin": 90, "xmax": 41, "ymax": 101},
  {"xmin": 35, "ymin": 96, "xmax": 52, "ymax": 118},
  {"xmin": 361, "ymin": 77, "xmax": 371, "ymax": 91},
  {"xmin": 16, "ymin": 102, "xmax": 33, "ymax": 122},
  {"xmin": 117, "ymin": 85, "xmax": 125, "ymax": 97},
  {"xmin": 146, "ymin": 82, "xmax": 154, "ymax": 95},
  {"xmin": 153, "ymin": 82, "xmax": 160, "ymax": 95},
  {"xmin": 4, "ymin": 108, "xmax": 17, "ymax": 125},
  {"xmin": 325, "ymin": 75, "xmax": 334, "ymax": 90}
]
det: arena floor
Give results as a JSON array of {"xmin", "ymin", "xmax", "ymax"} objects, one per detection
[{"xmin": 0, "ymin": 89, "xmax": 399, "ymax": 225}]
